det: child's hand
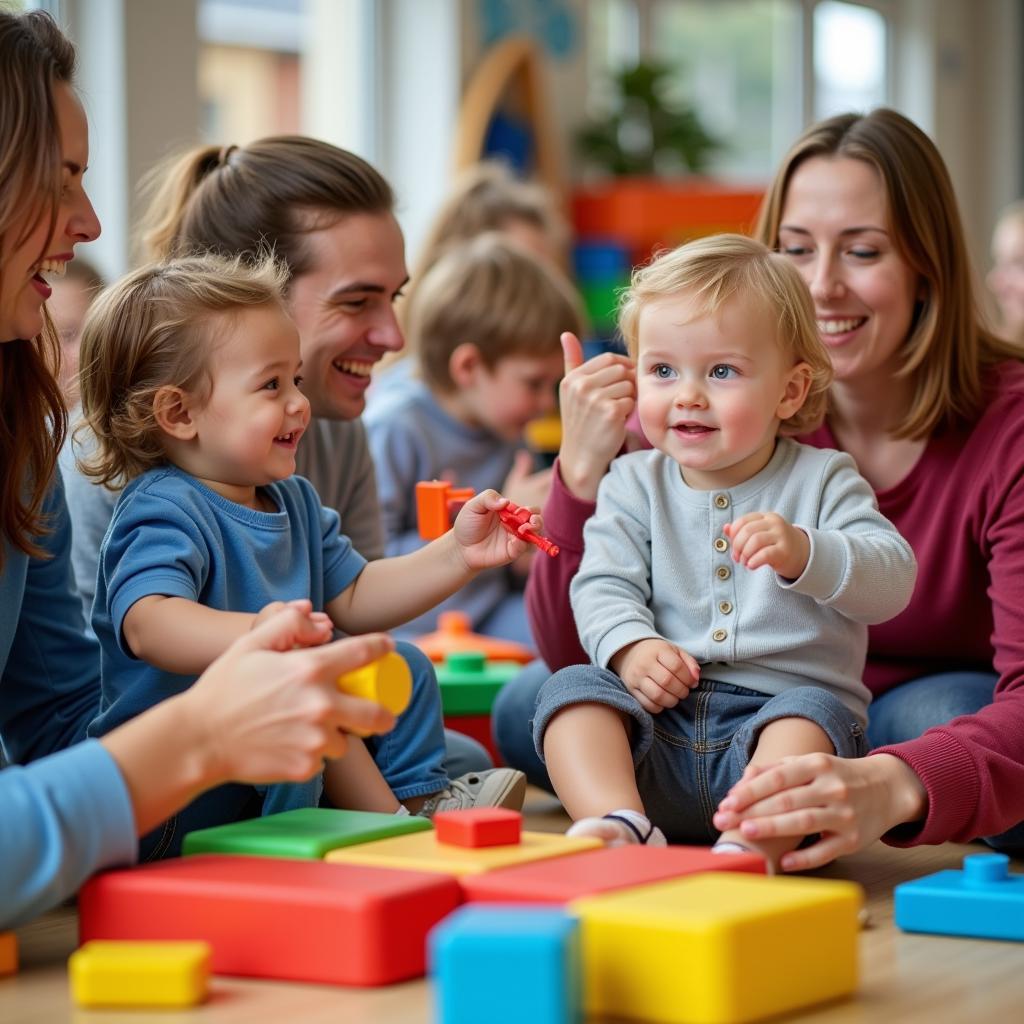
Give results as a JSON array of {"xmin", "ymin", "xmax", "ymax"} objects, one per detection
[
  {"xmin": 610, "ymin": 638, "xmax": 700, "ymax": 714},
  {"xmin": 502, "ymin": 449, "xmax": 554, "ymax": 510},
  {"xmin": 451, "ymin": 490, "xmax": 539, "ymax": 570},
  {"xmin": 251, "ymin": 599, "xmax": 333, "ymax": 649},
  {"xmin": 722, "ymin": 513, "xmax": 810, "ymax": 580}
]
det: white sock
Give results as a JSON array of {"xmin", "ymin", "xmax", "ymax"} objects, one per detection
[
  {"xmin": 394, "ymin": 804, "xmax": 411, "ymax": 817},
  {"xmin": 567, "ymin": 808, "xmax": 667, "ymax": 847},
  {"xmin": 712, "ymin": 841, "xmax": 751, "ymax": 855}
]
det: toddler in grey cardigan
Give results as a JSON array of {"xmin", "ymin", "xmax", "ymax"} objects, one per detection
[{"xmin": 533, "ymin": 235, "xmax": 916, "ymax": 871}]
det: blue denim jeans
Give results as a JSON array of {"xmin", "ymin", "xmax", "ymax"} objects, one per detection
[
  {"xmin": 533, "ymin": 666, "xmax": 866, "ymax": 844},
  {"xmin": 868, "ymin": 670, "xmax": 1024, "ymax": 854},
  {"xmin": 138, "ymin": 640, "xmax": 491, "ymax": 860}
]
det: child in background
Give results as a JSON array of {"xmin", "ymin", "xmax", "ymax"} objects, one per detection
[
  {"xmin": 534, "ymin": 235, "xmax": 916, "ymax": 870},
  {"xmin": 77, "ymin": 253, "xmax": 530, "ymax": 859},
  {"xmin": 365, "ymin": 233, "xmax": 586, "ymax": 644},
  {"xmin": 379, "ymin": 160, "xmax": 568, "ymax": 380},
  {"xmin": 48, "ymin": 255, "xmax": 104, "ymax": 406},
  {"xmin": 988, "ymin": 201, "xmax": 1024, "ymax": 344}
]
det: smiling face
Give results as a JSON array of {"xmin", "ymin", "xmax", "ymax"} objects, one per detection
[
  {"xmin": 0, "ymin": 81, "xmax": 100, "ymax": 343},
  {"xmin": 286, "ymin": 212, "xmax": 408, "ymax": 420},
  {"xmin": 456, "ymin": 350, "xmax": 563, "ymax": 442},
  {"xmin": 776, "ymin": 156, "xmax": 920, "ymax": 387},
  {"xmin": 637, "ymin": 290, "xmax": 810, "ymax": 490},
  {"xmin": 181, "ymin": 302, "xmax": 311, "ymax": 503}
]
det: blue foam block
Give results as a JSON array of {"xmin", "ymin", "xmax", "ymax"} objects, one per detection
[
  {"xmin": 895, "ymin": 853, "xmax": 1024, "ymax": 941},
  {"xmin": 430, "ymin": 905, "xmax": 581, "ymax": 1024}
]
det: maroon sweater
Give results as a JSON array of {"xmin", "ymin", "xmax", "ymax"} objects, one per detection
[{"xmin": 526, "ymin": 361, "xmax": 1024, "ymax": 845}]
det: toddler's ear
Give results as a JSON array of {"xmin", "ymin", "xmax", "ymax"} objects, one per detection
[
  {"xmin": 776, "ymin": 362, "xmax": 812, "ymax": 421},
  {"xmin": 153, "ymin": 385, "xmax": 198, "ymax": 440},
  {"xmin": 448, "ymin": 342, "xmax": 484, "ymax": 388}
]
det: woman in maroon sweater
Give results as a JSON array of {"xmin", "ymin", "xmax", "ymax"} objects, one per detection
[{"xmin": 497, "ymin": 108, "xmax": 1024, "ymax": 870}]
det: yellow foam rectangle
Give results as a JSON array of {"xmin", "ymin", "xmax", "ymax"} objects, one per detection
[
  {"xmin": 69, "ymin": 940, "xmax": 211, "ymax": 1008},
  {"xmin": 571, "ymin": 872, "xmax": 861, "ymax": 1024},
  {"xmin": 325, "ymin": 828, "xmax": 602, "ymax": 875}
]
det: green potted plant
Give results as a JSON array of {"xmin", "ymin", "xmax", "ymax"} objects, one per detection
[{"xmin": 572, "ymin": 60, "xmax": 763, "ymax": 259}]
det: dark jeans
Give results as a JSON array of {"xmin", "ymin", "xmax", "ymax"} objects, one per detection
[{"xmin": 494, "ymin": 662, "xmax": 1024, "ymax": 853}]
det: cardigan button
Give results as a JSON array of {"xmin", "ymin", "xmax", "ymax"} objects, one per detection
[
  {"xmin": 712, "ymin": 629, "xmax": 728, "ymax": 642},
  {"xmin": 714, "ymin": 494, "xmax": 730, "ymax": 509},
  {"xmin": 716, "ymin": 566, "xmax": 731, "ymax": 580},
  {"xmin": 714, "ymin": 537, "xmax": 728, "ymax": 553}
]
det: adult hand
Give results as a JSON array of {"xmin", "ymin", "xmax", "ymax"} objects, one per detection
[
  {"xmin": 557, "ymin": 332, "xmax": 635, "ymax": 501},
  {"xmin": 503, "ymin": 449, "xmax": 554, "ymax": 510},
  {"xmin": 712, "ymin": 752, "xmax": 929, "ymax": 871},
  {"xmin": 610, "ymin": 638, "xmax": 700, "ymax": 714},
  {"xmin": 181, "ymin": 609, "xmax": 398, "ymax": 785},
  {"xmin": 722, "ymin": 513, "xmax": 810, "ymax": 579}
]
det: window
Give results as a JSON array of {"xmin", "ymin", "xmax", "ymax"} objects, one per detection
[{"xmin": 813, "ymin": 1, "xmax": 888, "ymax": 120}]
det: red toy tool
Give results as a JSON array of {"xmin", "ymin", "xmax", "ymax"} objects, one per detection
[{"xmin": 415, "ymin": 480, "xmax": 559, "ymax": 557}]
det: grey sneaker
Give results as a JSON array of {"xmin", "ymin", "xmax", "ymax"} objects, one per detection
[{"xmin": 416, "ymin": 768, "xmax": 527, "ymax": 818}]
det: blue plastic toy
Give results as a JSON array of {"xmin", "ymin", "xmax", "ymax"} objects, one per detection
[
  {"xmin": 430, "ymin": 906, "xmax": 581, "ymax": 1024},
  {"xmin": 895, "ymin": 853, "xmax": 1024, "ymax": 941}
]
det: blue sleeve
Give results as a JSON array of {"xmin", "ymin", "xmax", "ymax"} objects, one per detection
[
  {"xmin": 365, "ymin": 409, "xmax": 432, "ymax": 557},
  {"xmin": 0, "ymin": 740, "xmax": 136, "ymax": 928},
  {"xmin": 0, "ymin": 477, "xmax": 101, "ymax": 763},
  {"xmin": 101, "ymin": 485, "xmax": 210, "ymax": 656}
]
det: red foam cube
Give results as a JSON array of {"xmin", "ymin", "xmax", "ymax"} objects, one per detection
[
  {"xmin": 459, "ymin": 844, "xmax": 766, "ymax": 904},
  {"xmin": 79, "ymin": 854, "xmax": 461, "ymax": 986},
  {"xmin": 434, "ymin": 808, "xmax": 523, "ymax": 848}
]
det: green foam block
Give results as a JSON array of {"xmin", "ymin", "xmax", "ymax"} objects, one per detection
[{"xmin": 181, "ymin": 807, "xmax": 433, "ymax": 860}]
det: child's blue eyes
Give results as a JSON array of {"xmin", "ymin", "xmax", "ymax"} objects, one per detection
[{"xmin": 650, "ymin": 364, "xmax": 737, "ymax": 381}]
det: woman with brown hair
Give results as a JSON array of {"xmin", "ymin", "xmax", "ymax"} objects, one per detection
[
  {"xmin": 0, "ymin": 9, "xmax": 397, "ymax": 927},
  {"xmin": 501, "ymin": 108, "xmax": 1024, "ymax": 868}
]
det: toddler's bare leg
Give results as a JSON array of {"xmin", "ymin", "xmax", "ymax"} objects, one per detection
[
  {"xmin": 323, "ymin": 736, "xmax": 401, "ymax": 813},
  {"xmin": 544, "ymin": 703, "xmax": 642, "ymax": 819},
  {"xmin": 718, "ymin": 717, "xmax": 833, "ymax": 869}
]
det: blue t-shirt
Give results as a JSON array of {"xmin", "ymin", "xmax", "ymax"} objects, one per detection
[{"xmin": 89, "ymin": 467, "xmax": 366, "ymax": 737}]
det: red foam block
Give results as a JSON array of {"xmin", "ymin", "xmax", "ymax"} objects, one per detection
[
  {"xmin": 434, "ymin": 808, "xmax": 523, "ymax": 848},
  {"xmin": 79, "ymin": 854, "xmax": 461, "ymax": 986},
  {"xmin": 459, "ymin": 844, "xmax": 766, "ymax": 904}
]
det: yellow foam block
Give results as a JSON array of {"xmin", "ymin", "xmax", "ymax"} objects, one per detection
[
  {"xmin": 69, "ymin": 940, "xmax": 211, "ymax": 1008},
  {"xmin": 0, "ymin": 931, "xmax": 17, "ymax": 976},
  {"xmin": 336, "ymin": 651, "xmax": 412, "ymax": 715},
  {"xmin": 326, "ymin": 829, "xmax": 602, "ymax": 875},
  {"xmin": 571, "ymin": 872, "xmax": 861, "ymax": 1024}
]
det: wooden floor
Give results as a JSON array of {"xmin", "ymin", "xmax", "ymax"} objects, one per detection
[{"xmin": 4, "ymin": 789, "xmax": 1022, "ymax": 1023}]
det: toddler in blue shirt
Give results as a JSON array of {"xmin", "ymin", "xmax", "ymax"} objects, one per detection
[{"xmin": 77, "ymin": 253, "xmax": 532, "ymax": 858}]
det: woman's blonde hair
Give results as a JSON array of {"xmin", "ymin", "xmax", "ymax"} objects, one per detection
[
  {"xmin": 407, "ymin": 232, "xmax": 585, "ymax": 394},
  {"xmin": 755, "ymin": 107, "xmax": 1019, "ymax": 440},
  {"xmin": 0, "ymin": 10, "xmax": 76, "ymax": 565},
  {"xmin": 619, "ymin": 233, "xmax": 833, "ymax": 435},
  {"xmin": 77, "ymin": 252, "xmax": 288, "ymax": 488}
]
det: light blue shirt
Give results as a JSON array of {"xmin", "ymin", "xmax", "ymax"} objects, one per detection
[
  {"xmin": 365, "ymin": 371, "xmax": 521, "ymax": 633},
  {"xmin": 0, "ymin": 477, "xmax": 136, "ymax": 928},
  {"xmin": 88, "ymin": 466, "xmax": 366, "ymax": 737}
]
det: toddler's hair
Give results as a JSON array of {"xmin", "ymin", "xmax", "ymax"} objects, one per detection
[
  {"xmin": 408, "ymin": 232, "xmax": 586, "ymax": 394},
  {"xmin": 77, "ymin": 251, "xmax": 288, "ymax": 488},
  {"xmin": 619, "ymin": 233, "xmax": 833, "ymax": 435}
]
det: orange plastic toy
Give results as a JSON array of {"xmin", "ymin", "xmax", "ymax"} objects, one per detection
[
  {"xmin": 413, "ymin": 611, "xmax": 534, "ymax": 665},
  {"xmin": 415, "ymin": 480, "xmax": 558, "ymax": 557}
]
